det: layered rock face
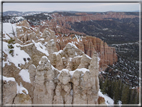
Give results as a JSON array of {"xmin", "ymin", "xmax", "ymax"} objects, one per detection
[
  {"xmin": 2, "ymin": 44, "xmax": 101, "ymax": 105},
  {"xmin": 2, "ymin": 20, "xmax": 114, "ymax": 105},
  {"xmin": 15, "ymin": 20, "xmax": 41, "ymax": 44},
  {"xmin": 38, "ymin": 12, "xmax": 138, "ymax": 35},
  {"xmin": 31, "ymin": 43, "xmax": 100, "ymax": 104},
  {"xmin": 56, "ymin": 36, "xmax": 117, "ymax": 70}
]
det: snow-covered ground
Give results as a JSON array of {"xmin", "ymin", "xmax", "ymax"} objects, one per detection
[
  {"xmin": 16, "ymin": 82, "xmax": 29, "ymax": 94},
  {"xmin": 98, "ymin": 89, "xmax": 114, "ymax": 105},
  {"xmin": 32, "ymin": 40, "xmax": 49, "ymax": 56},
  {"xmin": 3, "ymin": 42, "xmax": 30, "ymax": 68},
  {"xmin": 0, "ymin": 75, "xmax": 15, "ymax": 82},
  {"xmin": 19, "ymin": 69, "xmax": 31, "ymax": 83},
  {"xmin": 0, "ymin": 75, "xmax": 29, "ymax": 95},
  {"xmin": 3, "ymin": 23, "xmax": 17, "ymax": 39}
]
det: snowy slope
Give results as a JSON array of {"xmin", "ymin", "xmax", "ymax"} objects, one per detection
[
  {"xmin": 19, "ymin": 69, "xmax": 31, "ymax": 83},
  {"xmin": 98, "ymin": 89, "xmax": 114, "ymax": 105},
  {"xmin": 3, "ymin": 42, "xmax": 30, "ymax": 68},
  {"xmin": 3, "ymin": 23, "xmax": 17, "ymax": 39}
]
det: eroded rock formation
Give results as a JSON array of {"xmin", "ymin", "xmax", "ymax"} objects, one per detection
[
  {"xmin": 2, "ymin": 20, "xmax": 115, "ymax": 105},
  {"xmin": 56, "ymin": 36, "xmax": 117, "ymax": 70}
]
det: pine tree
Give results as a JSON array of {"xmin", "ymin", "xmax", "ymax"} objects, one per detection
[
  {"xmin": 113, "ymin": 80, "xmax": 121, "ymax": 104},
  {"xmin": 121, "ymin": 84, "xmax": 130, "ymax": 104},
  {"xmin": 101, "ymin": 78, "xmax": 108, "ymax": 94},
  {"xmin": 8, "ymin": 37, "xmax": 15, "ymax": 56},
  {"xmin": 107, "ymin": 79, "xmax": 113, "ymax": 98}
]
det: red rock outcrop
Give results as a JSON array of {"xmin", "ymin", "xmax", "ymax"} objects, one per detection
[{"xmin": 56, "ymin": 36, "xmax": 117, "ymax": 71}]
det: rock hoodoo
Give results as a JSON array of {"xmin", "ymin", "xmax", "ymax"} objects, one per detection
[
  {"xmin": 56, "ymin": 36, "xmax": 117, "ymax": 70},
  {"xmin": 2, "ymin": 20, "xmax": 114, "ymax": 105}
]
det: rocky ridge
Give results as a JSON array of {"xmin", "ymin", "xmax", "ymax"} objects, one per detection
[
  {"xmin": 56, "ymin": 35, "xmax": 117, "ymax": 71},
  {"xmin": 37, "ymin": 12, "xmax": 139, "ymax": 35},
  {"xmin": 1, "ymin": 20, "xmax": 116, "ymax": 105}
]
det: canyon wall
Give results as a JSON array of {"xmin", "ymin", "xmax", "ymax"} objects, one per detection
[
  {"xmin": 2, "ymin": 20, "xmax": 115, "ymax": 105},
  {"xmin": 56, "ymin": 36, "xmax": 117, "ymax": 71},
  {"xmin": 38, "ymin": 12, "xmax": 139, "ymax": 35}
]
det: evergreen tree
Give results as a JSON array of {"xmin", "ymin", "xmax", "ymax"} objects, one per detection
[
  {"xmin": 101, "ymin": 78, "xmax": 108, "ymax": 94},
  {"xmin": 8, "ymin": 37, "xmax": 15, "ymax": 56},
  {"xmin": 121, "ymin": 84, "xmax": 130, "ymax": 104},
  {"xmin": 114, "ymin": 80, "xmax": 121, "ymax": 104}
]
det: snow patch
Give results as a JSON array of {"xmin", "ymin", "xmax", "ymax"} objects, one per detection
[
  {"xmin": 74, "ymin": 55, "xmax": 82, "ymax": 59},
  {"xmin": 76, "ymin": 68, "xmax": 90, "ymax": 74},
  {"xmin": 3, "ymin": 42, "xmax": 30, "ymax": 68},
  {"xmin": 3, "ymin": 23, "xmax": 17, "ymax": 38},
  {"xmin": 39, "ymin": 38, "xmax": 45, "ymax": 41},
  {"xmin": 85, "ymin": 54, "xmax": 92, "ymax": 59},
  {"xmin": 19, "ymin": 69, "xmax": 31, "ymax": 83},
  {"xmin": 75, "ymin": 35, "xmax": 80, "ymax": 42},
  {"xmin": 16, "ymin": 82, "xmax": 28, "ymax": 94},
  {"xmin": 0, "ymin": 75, "xmax": 15, "ymax": 82},
  {"xmin": 98, "ymin": 57, "xmax": 100, "ymax": 65},
  {"xmin": 39, "ymin": 56, "xmax": 50, "ymax": 64},
  {"xmin": 56, "ymin": 25, "xmax": 60, "ymax": 28},
  {"xmin": 53, "ymin": 50, "xmax": 63, "ymax": 55},
  {"xmin": 69, "ymin": 71, "xmax": 76, "ymax": 77},
  {"xmin": 15, "ymin": 17, "xmax": 24, "ymax": 21},
  {"xmin": 118, "ymin": 100, "xmax": 122, "ymax": 106},
  {"xmin": 20, "ymin": 43, "xmax": 33, "ymax": 47},
  {"xmin": 98, "ymin": 90, "xmax": 114, "ymax": 105},
  {"xmin": 69, "ymin": 57, "xmax": 72, "ymax": 61},
  {"xmin": 32, "ymin": 40, "xmax": 49, "ymax": 56},
  {"xmin": 61, "ymin": 69, "xmax": 69, "ymax": 73},
  {"xmin": 69, "ymin": 68, "xmax": 89, "ymax": 77},
  {"xmin": 67, "ymin": 42, "xmax": 78, "ymax": 49}
]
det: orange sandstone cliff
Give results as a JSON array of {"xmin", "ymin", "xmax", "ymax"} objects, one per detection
[{"xmin": 55, "ymin": 36, "xmax": 117, "ymax": 71}]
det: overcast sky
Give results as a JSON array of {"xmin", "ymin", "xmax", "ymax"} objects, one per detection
[{"xmin": 3, "ymin": 2, "xmax": 140, "ymax": 12}]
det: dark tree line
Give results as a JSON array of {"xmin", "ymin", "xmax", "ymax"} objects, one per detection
[{"xmin": 99, "ymin": 78, "xmax": 139, "ymax": 104}]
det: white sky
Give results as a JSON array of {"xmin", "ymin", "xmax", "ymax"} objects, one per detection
[{"xmin": 3, "ymin": 2, "xmax": 140, "ymax": 12}]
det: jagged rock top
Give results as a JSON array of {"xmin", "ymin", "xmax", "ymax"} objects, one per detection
[{"xmin": 1, "ymin": 20, "xmax": 111, "ymax": 105}]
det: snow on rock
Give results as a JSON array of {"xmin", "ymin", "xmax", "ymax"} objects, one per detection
[
  {"xmin": 76, "ymin": 68, "xmax": 90, "ymax": 74},
  {"xmin": 61, "ymin": 69, "xmax": 69, "ymax": 73},
  {"xmin": 10, "ymin": 17, "xmax": 25, "ymax": 23},
  {"xmin": 118, "ymin": 100, "xmax": 122, "ymax": 106},
  {"xmin": 98, "ymin": 89, "xmax": 114, "ymax": 105},
  {"xmin": 57, "ymin": 69, "xmax": 69, "ymax": 79},
  {"xmin": 15, "ymin": 17, "xmax": 24, "ymax": 21},
  {"xmin": 20, "ymin": 43, "xmax": 33, "ymax": 47},
  {"xmin": 32, "ymin": 40, "xmax": 49, "ymax": 56},
  {"xmin": 67, "ymin": 42, "xmax": 78, "ymax": 49},
  {"xmin": 39, "ymin": 56, "xmax": 50, "ymax": 64},
  {"xmin": 3, "ymin": 42, "xmax": 30, "ymax": 68},
  {"xmin": 19, "ymin": 69, "xmax": 31, "ymax": 83},
  {"xmin": 69, "ymin": 71, "xmax": 76, "ymax": 77},
  {"xmin": 74, "ymin": 55, "xmax": 82, "ymax": 59},
  {"xmin": 69, "ymin": 68, "xmax": 89, "ymax": 77},
  {"xmin": 0, "ymin": 75, "xmax": 15, "ymax": 82},
  {"xmin": 85, "ymin": 54, "xmax": 92, "ymax": 60},
  {"xmin": 75, "ymin": 35, "xmax": 82, "ymax": 42},
  {"xmin": 54, "ymin": 50, "xmax": 63, "ymax": 56},
  {"xmin": 39, "ymin": 38, "xmax": 45, "ymax": 41},
  {"xmin": 3, "ymin": 23, "xmax": 17, "ymax": 38},
  {"xmin": 53, "ymin": 50, "xmax": 63, "ymax": 56},
  {"xmin": 75, "ymin": 35, "xmax": 80, "ymax": 42},
  {"xmin": 16, "ymin": 82, "xmax": 28, "ymax": 94},
  {"xmin": 58, "ymin": 69, "xmax": 69, "ymax": 75},
  {"xmin": 56, "ymin": 25, "xmax": 60, "ymax": 28}
]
